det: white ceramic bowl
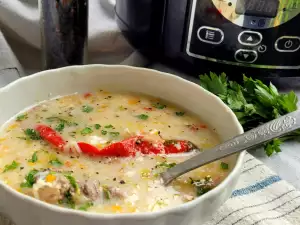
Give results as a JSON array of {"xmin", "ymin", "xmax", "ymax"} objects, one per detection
[{"xmin": 0, "ymin": 65, "xmax": 245, "ymax": 225}]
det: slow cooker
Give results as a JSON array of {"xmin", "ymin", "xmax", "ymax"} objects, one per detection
[{"xmin": 115, "ymin": 0, "xmax": 300, "ymax": 80}]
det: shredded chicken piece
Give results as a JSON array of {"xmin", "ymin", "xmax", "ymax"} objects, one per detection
[{"xmin": 81, "ymin": 180, "xmax": 101, "ymax": 201}]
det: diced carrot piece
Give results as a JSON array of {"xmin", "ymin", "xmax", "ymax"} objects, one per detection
[
  {"xmin": 84, "ymin": 93, "xmax": 92, "ymax": 98},
  {"xmin": 64, "ymin": 161, "xmax": 72, "ymax": 167},
  {"xmin": 45, "ymin": 174, "xmax": 56, "ymax": 183}
]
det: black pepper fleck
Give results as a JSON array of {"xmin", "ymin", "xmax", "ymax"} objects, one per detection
[
  {"xmin": 113, "ymin": 177, "xmax": 116, "ymax": 181},
  {"xmin": 70, "ymin": 156, "xmax": 75, "ymax": 159},
  {"xmin": 20, "ymin": 167, "xmax": 24, "ymax": 170},
  {"xmin": 96, "ymin": 172, "xmax": 99, "ymax": 174},
  {"xmin": 120, "ymin": 180, "xmax": 125, "ymax": 184}
]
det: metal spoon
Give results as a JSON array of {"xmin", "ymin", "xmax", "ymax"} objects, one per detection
[{"xmin": 161, "ymin": 110, "xmax": 299, "ymax": 185}]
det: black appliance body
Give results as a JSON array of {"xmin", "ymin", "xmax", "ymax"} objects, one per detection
[{"xmin": 115, "ymin": 0, "xmax": 300, "ymax": 80}]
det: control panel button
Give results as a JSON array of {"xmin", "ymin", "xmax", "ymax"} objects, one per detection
[
  {"xmin": 238, "ymin": 31, "xmax": 263, "ymax": 46},
  {"xmin": 275, "ymin": 36, "xmax": 300, "ymax": 52},
  {"xmin": 258, "ymin": 45, "xmax": 267, "ymax": 53},
  {"xmin": 197, "ymin": 26, "xmax": 224, "ymax": 45},
  {"xmin": 234, "ymin": 49, "xmax": 258, "ymax": 63}
]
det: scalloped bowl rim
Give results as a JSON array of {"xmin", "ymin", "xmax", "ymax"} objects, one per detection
[{"xmin": 0, "ymin": 64, "xmax": 245, "ymax": 220}]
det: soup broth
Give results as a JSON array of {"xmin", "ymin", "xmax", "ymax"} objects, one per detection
[{"xmin": 0, "ymin": 91, "xmax": 230, "ymax": 213}]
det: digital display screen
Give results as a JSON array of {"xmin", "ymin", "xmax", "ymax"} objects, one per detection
[{"xmin": 235, "ymin": 0, "xmax": 279, "ymax": 18}]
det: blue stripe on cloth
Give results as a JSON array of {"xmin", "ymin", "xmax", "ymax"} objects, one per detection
[{"xmin": 231, "ymin": 175, "xmax": 282, "ymax": 198}]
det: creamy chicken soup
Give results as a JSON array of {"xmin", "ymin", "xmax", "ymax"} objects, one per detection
[{"xmin": 0, "ymin": 91, "xmax": 230, "ymax": 213}]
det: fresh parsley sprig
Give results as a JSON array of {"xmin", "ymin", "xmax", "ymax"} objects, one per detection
[{"xmin": 199, "ymin": 72, "xmax": 299, "ymax": 156}]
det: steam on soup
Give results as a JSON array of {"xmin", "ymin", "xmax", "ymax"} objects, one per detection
[{"xmin": 0, "ymin": 91, "xmax": 230, "ymax": 213}]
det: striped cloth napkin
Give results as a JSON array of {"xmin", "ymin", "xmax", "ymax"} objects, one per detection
[{"xmin": 204, "ymin": 152, "xmax": 300, "ymax": 225}]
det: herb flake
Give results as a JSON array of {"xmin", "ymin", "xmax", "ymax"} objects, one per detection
[
  {"xmin": 3, "ymin": 161, "xmax": 20, "ymax": 172},
  {"xmin": 16, "ymin": 114, "xmax": 28, "ymax": 121},
  {"xmin": 49, "ymin": 158, "xmax": 63, "ymax": 167},
  {"xmin": 28, "ymin": 152, "xmax": 38, "ymax": 163},
  {"xmin": 136, "ymin": 114, "xmax": 149, "ymax": 120},
  {"xmin": 152, "ymin": 102, "xmax": 166, "ymax": 109},
  {"xmin": 20, "ymin": 169, "xmax": 39, "ymax": 188},
  {"xmin": 78, "ymin": 202, "xmax": 93, "ymax": 211},
  {"xmin": 82, "ymin": 105, "xmax": 94, "ymax": 113},
  {"xmin": 24, "ymin": 129, "xmax": 41, "ymax": 140},
  {"xmin": 220, "ymin": 162, "xmax": 229, "ymax": 170},
  {"xmin": 94, "ymin": 124, "xmax": 101, "ymax": 130},
  {"xmin": 80, "ymin": 127, "xmax": 93, "ymax": 135}
]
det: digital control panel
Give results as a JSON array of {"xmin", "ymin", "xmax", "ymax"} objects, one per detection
[{"xmin": 186, "ymin": 0, "xmax": 300, "ymax": 69}]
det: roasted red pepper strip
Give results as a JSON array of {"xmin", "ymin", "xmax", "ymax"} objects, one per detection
[
  {"xmin": 77, "ymin": 136, "xmax": 193, "ymax": 157},
  {"xmin": 164, "ymin": 140, "xmax": 194, "ymax": 154},
  {"xmin": 78, "ymin": 137, "xmax": 138, "ymax": 157},
  {"xmin": 35, "ymin": 124, "xmax": 66, "ymax": 151}
]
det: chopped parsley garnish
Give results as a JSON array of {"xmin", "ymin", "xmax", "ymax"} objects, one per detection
[
  {"xmin": 157, "ymin": 162, "xmax": 177, "ymax": 169},
  {"xmin": 49, "ymin": 158, "xmax": 63, "ymax": 167},
  {"xmin": 78, "ymin": 202, "xmax": 93, "ymax": 211},
  {"xmin": 220, "ymin": 162, "xmax": 229, "ymax": 170},
  {"xmin": 109, "ymin": 132, "xmax": 120, "ymax": 137},
  {"xmin": 199, "ymin": 72, "xmax": 299, "ymax": 156},
  {"xmin": 55, "ymin": 123, "xmax": 65, "ymax": 132},
  {"xmin": 175, "ymin": 112, "xmax": 185, "ymax": 116},
  {"xmin": 136, "ymin": 114, "xmax": 149, "ymax": 120},
  {"xmin": 64, "ymin": 174, "xmax": 78, "ymax": 191},
  {"xmin": 103, "ymin": 186, "xmax": 111, "ymax": 200},
  {"xmin": 24, "ymin": 128, "xmax": 41, "ymax": 140},
  {"xmin": 80, "ymin": 127, "xmax": 93, "ymax": 135},
  {"xmin": 28, "ymin": 151, "xmax": 38, "ymax": 163},
  {"xmin": 119, "ymin": 105, "xmax": 127, "ymax": 111},
  {"xmin": 190, "ymin": 175, "xmax": 214, "ymax": 196},
  {"xmin": 59, "ymin": 190, "xmax": 75, "ymax": 209},
  {"xmin": 82, "ymin": 105, "xmax": 94, "ymax": 113},
  {"xmin": 20, "ymin": 169, "xmax": 38, "ymax": 188},
  {"xmin": 46, "ymin": 117, "xmax": 78, "ymax": 129},
  {"xmin": 104, "ymin": 124, "xmax": 114, "ymax": 129},
  {"xmin": 94, "ymin": 124, "xmax": 101, "ymax": 130},
  {"xmin": 16, "ymin": 114, "xmax": 28, "ymax": 121},
  {"xmin": 101, "ymin": 130, "xmax": 107, "ymax": 135},
  {"xmin": 3, "ymin": 161, "xmax": 20, "ymax": 172},
  {"xmin": 152, "ymin": 102, "xmax": 166, "ymax": 109}
]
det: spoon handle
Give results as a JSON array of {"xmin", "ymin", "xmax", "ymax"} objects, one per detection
[{"xmin": 161, "ymin": 110, "xmax": 300, "ymax": 185}]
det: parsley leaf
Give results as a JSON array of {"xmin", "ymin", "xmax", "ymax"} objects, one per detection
[
  {"xmin": 109, "ymin": 132, "xmax": 120, "ymax": 137},
  {"xmin": 175, "ymin": 112, "xmax": 185, "ymax": 116},
  {"xmin": 24, "ymin": 129, "xmax": 41, "ymax": 140},
  {"xmin": 20, "ymin": 169, "xmax": 38, "ymax": 188},
  {"xmin": 28, "ymin": 151, "xmax": 38, "ymax": 163},
  {"xmin": 136, "ymin": 114, "xmax": 149, "ymax": 120},
  {"xmin": 101, "ymin": 130, "xmax": 107, "ymax": 135},
  {"xmin": 3, "ymin": 161, "xmax": 19, "ymax": 172},
  {"xmin": 102, "ymin": 186, "xmax": 111, "ymax": 200},
  {"xmin": 78, "ymin": 202, "xmax": 93, "ymax": 211},
  {"xmin": 199, "ymin": 72, "xmax": 299, "ymax": 156},
  {"xmin": 55, "ymin": 123, "xmax": 65, "ymax": 132},
  {"xmin": 49, "ymin": 158, "xmax": 63, "ymax": 167},
  {"xmin": 156, "ymin": 162, "xmax": 177, "ymax": 169},
  {"xmin": 64, "ymin": 174, "xmax": 78, "ymax": 191},
  {"xmin": 80, "ymin": 127, "xmax": 93, "ymax": 135},
  {"xmin": 264, "ymin": 138, "xmax": 282, "ymax": 156},
  {"xmin": 16, "ymin": 114, "xmax": 28, "ymax": 121},
  {"xmin": 152, "ymin": 102, "xmax": 166, "ymax": 109},
  {"xmin": 59, "ymin": 190, "xmax": 75, "ymax": 208},
  {"xmin": 104, "ymin": 124, "xmax": 114, "ymax": 129},
  {"xmin": 82, "ymin": 105, "xmax": 94, "ymax": 113},
  {"xmin": 220, "ymin": 162, "xmax": 229, "ymax": 170},
  {"xmin": 94, "ymin": 124, "xmax": 101, "ymax": 130}
]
